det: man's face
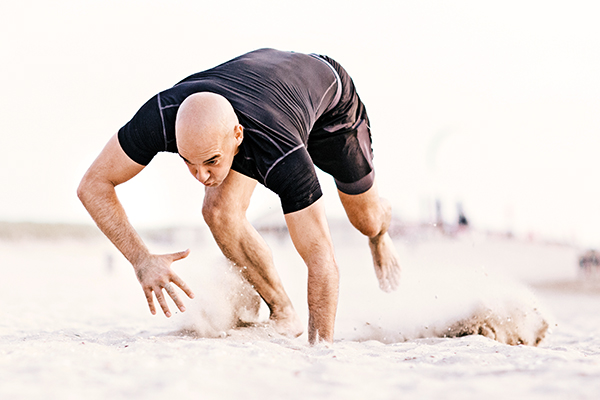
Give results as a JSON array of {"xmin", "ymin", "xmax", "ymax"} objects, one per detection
[{"xmin": 179, "ymin": 124, "xmax": 243, "ymax": 187}]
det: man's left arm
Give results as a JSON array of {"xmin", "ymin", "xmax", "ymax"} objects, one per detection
[{"xmin": 284, "ymin": 198, "xmax": 339, "ymax": 344}]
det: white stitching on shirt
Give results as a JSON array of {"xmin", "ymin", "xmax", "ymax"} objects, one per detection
[
  {"xmin": 263, "ymin": 144, "xmax": 304, "ymax": 184},
  {"xmin": 309, "ymin": 54, "xmax": 342, "ymax": 114},
  {"xmin": 245, "ymin": 128, "xmax": 284, "ymax": 154},
  {"xmin": 157, "ymin": 93, "xmax": 168, "ymax": 150}
]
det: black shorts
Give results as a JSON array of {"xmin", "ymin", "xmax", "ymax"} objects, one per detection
[{"xmin": 307, "ymin": 56, "xmax": 375, "ymax": 195}]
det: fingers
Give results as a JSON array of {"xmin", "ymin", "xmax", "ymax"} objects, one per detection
[
  {"xmin": 144, "ymin": 288, "xmax": 157, "ymax": 315},
  {"xmin": 148, "ymin": 280, "xmax": 191, "ymax": 317},
  {"xmin": 154, "ymin": 285, "xmax": 172, "ymax": 318},
  {"xmin": 138, "ymin": 250, "xmax": 193, "ymax": 317},
  {"xmin": 171, "ymin": 272, "xmax": 195, "ymax": 300},
  {"xmin": 171, "ymin": 249, "xmax": 191, "ymax": 262},
  {"xmin": 164, "ymin": 283, "xmax": 185, "ymax": 312},
  {"xmin": 169, "ymin": 249, "xmax": 195, "ymax": 302}
]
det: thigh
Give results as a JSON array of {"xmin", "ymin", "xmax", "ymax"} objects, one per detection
[
  {"xmin": 308, "ymin": 117, "xmax": 374, "ymax": 194},
  {"xmin": 337, "ymin": 179, "xmax": 383, "ymax": 226},
  {"xmin": 307, "ymin": 60, "xmax": 374, "ymax": 193},
  {"xmin": 203, "ymin": 170, "xmax": 257, "ymax": 216}
]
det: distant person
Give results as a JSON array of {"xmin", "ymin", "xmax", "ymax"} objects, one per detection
[
  {"xmin": 579, "ymin": 249, "xmax": 600, "ymax": 278},
  {"xmin": 77, "ymin": 48, "xmax": 401, "ymax": 344},
  {"xmin": 435, "ymin": 199, "xmax": 443, "ymax": 226},
  {"xmin": 457, "ymin": 203, "xmax": 469, "ymax": 227}
]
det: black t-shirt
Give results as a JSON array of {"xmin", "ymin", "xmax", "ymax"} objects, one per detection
[{"xmin": 118, "ymin": 48, "xmax": 340, "ymax": 213}]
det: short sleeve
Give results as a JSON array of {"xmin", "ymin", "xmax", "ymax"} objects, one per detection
[
  {"xmin": 264, "ymin": 147, "xmax": 323, "ymax": 214},
  {"xmin": 117, "ymin": 95, "xmax": 165, "ymax": 165}
]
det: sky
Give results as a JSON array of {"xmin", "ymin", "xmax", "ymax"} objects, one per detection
[{"xmin": 1, "ymin": 0, "xmax": 599, "ymax": 246}]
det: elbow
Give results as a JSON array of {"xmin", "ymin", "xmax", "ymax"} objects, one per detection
[
  {"xmin": 306, "ymin": 249, "xmax": 338, "ymax": 275},
  {"xmin": 77, "ymin": 177, "xmax": 89, "ymax": 205},
  {"xmin": 77, "ymin": 172, "xmax": 117, "ymax": 207},
  {"xmin": 77, "ymin": 173, "xmax": 101, "ymax": 205}
]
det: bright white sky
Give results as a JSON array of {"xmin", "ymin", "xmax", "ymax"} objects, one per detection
[{"xmin": 1, "ymin": 0, "xmax": 599, "ymax": 246}]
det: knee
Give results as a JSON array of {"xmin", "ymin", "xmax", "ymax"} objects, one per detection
[
  {"xmin": 202, "ymin": 196, "xmax": 237, "ymax": 230},
  {"xmin": 350, "ymin": 199, "xmax": 391, "ymax": 238},
  {"xmin": 352, "ymin": 214, "xmax": 383, "ymax": 238}
]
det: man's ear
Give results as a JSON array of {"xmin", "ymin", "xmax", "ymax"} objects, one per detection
[{"xmin": 234, "ymin": 124, "xmax": 244, "ymax": 146}]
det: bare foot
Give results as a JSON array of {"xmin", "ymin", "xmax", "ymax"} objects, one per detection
[
  {"xmin": 368, "ymin": 232, "xmax": 401, "ymax": 292},
  {"xmin": 269, "ymin": 306, "xmax": 304, "ymax": 338}
]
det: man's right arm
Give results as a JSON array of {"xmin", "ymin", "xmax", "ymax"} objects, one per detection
[{"xmin": 77, "ymin": 134, "xmax": 194, "ymax": 317}]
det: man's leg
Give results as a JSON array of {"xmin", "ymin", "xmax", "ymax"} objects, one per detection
[
  {"xmin": 203, "ymin": 170, "xmax": 303, "ymax": 337},
  {"xmin": 337, "ymin": 180, "xmax": 401, "ymax": 292}
]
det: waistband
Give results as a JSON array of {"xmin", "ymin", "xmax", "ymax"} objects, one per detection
[{"xmin": 309, "ymin": 53, "xmax": 342, "ymax": 114}]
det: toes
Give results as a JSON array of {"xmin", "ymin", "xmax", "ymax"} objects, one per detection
[
  {"xmin": 374, "ymin": 264, "xmax": 391, "ymax": 292},
  {"xmin": 388, "ymin": 271, "xmax": 400, "ymax": 291},
  {"xmin": 389, "ymin": 261, "xmax": 401, "ymax": 290},
  {"xmin": 379, "ymin": 279, "xmax": 392, "ymax": 293},
  {"xmin": 370, "ymin": 234, "xmax": 401, "ymax": 293},
  {"xmin": 376, "ymin": 260, "xmax": 401, "ymax": 293},
  {"xmin": 376, "ymin": 266, "xmax": 391, "ymax": 292},
  {"xmin": 388, "ymin": 264, "xmax": 401, "ymax": 291}
]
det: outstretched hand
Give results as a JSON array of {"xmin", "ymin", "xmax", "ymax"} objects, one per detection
[{"xmin": 134, "ymin": 249, "xmax": 195, "ymax": 317}]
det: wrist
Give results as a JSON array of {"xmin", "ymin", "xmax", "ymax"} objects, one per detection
[{"xmin": 129, "ymin": 247, "xmax": 152, "ymax": 268}]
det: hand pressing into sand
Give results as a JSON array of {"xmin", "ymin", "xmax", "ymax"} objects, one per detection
[{"xmin": 133, "ymin": 249, "xmax": 195, "ymax": 318}]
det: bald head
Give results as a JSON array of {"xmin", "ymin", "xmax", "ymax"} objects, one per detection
[
  {"xmin": 175, "ymin": 92, "xmax": 244, "ymax": 187},
  {"xmin": 176, "ymin": 92, "xmax": 239, "ymax": 151}
]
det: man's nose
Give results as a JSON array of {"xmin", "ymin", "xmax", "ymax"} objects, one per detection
[{"xmin": 196, "ymin": 168, "xmax": 210, "ymax": 185}]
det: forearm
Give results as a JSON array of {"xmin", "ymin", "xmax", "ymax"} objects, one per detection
[
  {"xmin": 284, "ymin": 199, "xmax": 340, "ymax": 344},
  {"xmin": 306, "ymin": 256, "xmax": 339, "ymax": 344},
  {"xmin": 77, "ymin": 134, "xmax": 194, "ymax": 317},
  {"xmin": 78, "ymin": 179, "xmax": 149, "ymax": 266}
]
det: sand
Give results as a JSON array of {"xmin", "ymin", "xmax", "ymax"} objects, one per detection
[{"xmin": 1, "ymin": 222, "xmax": 599, "ymax": 399}]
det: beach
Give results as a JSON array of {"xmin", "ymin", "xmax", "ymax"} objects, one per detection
[
  {"xmin": 1, "ymin": 221, "xmax": 598, "ymax": 399},
  {"xmin": 2, "ymin": 1, "xmax": 600, "ymax": 399}
]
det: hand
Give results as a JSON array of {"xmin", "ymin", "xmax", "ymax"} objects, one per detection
[{"xmin": 134, "ymin": 249, "xmax": 195, "ymax": 317}]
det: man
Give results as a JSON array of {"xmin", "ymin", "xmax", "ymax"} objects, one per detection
[{"xmin": 78, "ymin": 48, "xmax": 400, "ymax": 344}]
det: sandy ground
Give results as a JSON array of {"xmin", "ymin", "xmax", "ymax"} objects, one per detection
[{"xmin": 1, "ymin": 222, "xmax": 599, "ymax": 399}]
